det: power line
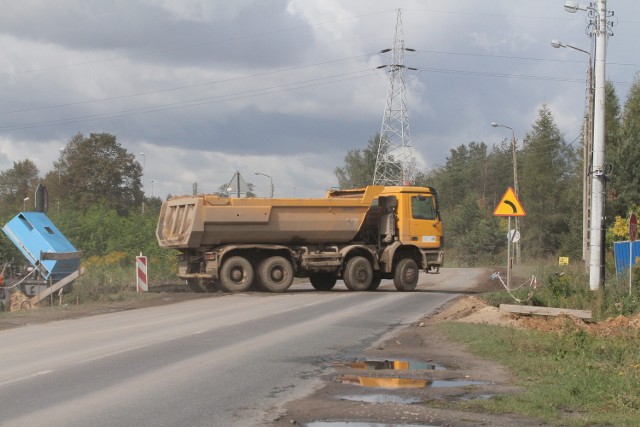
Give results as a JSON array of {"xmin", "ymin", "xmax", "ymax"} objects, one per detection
[
  {"xmin": 0, "ymin": 54, "xmax": 373, "ymax": 116},
  {"xmin": 0, "ymin": 70, "xmax": 377, "ymax": 132},
  {"xmin": 0, "ymin": 11, "xmax": 395, "ymax": 77}
]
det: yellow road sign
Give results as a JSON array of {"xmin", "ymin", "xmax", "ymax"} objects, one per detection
[{"xmin": 494, "ymin": 187, "xmax": 526, "ymax": 217}]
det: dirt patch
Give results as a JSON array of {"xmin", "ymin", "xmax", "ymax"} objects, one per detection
[
  {"xmin": 0, "ymin": 289, "xmax": 216, "ymax": 330},
  {"xmin": 431, "ymin": 296, "xmax": 640, "ymax": 338}
]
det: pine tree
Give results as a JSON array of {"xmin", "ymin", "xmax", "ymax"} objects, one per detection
[
  {"xmin": 520, "ymin": 105, "xmax": 577, "ymax": 257},
  {"xmin": 609, "ymin": 74, "xmax": 640, "ymax": 218}
]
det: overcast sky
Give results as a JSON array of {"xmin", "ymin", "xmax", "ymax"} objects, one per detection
[{"xmin": 0, "ymin": 0, "xmax": 638, "ymax": 199}]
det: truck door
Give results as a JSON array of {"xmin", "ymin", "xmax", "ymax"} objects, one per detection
[{"xmin": 406, "ymin": 194, "xmax": 442, "ymax": 249}]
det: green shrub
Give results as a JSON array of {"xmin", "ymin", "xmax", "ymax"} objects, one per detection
[
  {"xmin": 482, "ymin": 262, "xmax": 640, "ymax": 320},
  {"xmin": 62, "ymin": 250, "xmax": 179, "ymax": 304}
]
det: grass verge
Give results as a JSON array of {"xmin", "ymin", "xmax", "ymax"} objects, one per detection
[{"xmin": 435, "ymin": 321, "xmax": 640, "ymax": 426}]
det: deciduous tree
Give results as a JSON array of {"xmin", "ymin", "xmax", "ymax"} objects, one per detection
[
  {"xmin": 0, "ymin": 159, "xmax": 39, "ymax": 216},
  {"xmin": 55, "ymin": 133, "xmax": 142, "ymax": 215},
  {"xmin": 335, "ymin": 134, "xmax": 386, "ymax": 188}
]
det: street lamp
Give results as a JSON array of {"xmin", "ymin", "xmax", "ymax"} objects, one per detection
[
  {"xmin": 564, "ymin": 1, "xmax": 585, "ymax": 13},
  {"xmin": 563, "ymin": 0, "xmax": 614, "ymax": 290},
  {"xmin": 150, "ymin": 180, "xmax": 155, "ymax": 198},
  {"xmin": 551, "ymin": 39, "xmax": 594, "ymax": 269},
  {"xmin": 23, "ymin": 197, "xmax": 29, "ymax": 212},
  {"xmin": 57, "ymin": 147, "xmax": 64, "ymax": 183},
  {"xmin": 254, "ymin": 172, "xmax": 274, "ymax": 198},
  {"xmin": 491, "ymin": 122, "xmax": 521, "ymax": 267},
  {"xmin": 138, "ymin": 152, "xmax": 146, "ymax": 181},
  {"xmin": 138, "ymin": 152, "xmax": 146, "ymax": 214}
]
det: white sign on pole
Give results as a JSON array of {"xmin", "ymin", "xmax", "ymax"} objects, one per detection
[{"xmin": 136, "ymin": 254, "xmax": 148, "ymax": 292}]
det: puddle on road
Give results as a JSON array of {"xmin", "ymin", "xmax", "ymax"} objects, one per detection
[
  {"xmin": 430, "ymin": 379, "xmax": 489, "ymax": 388},
  {"xmin": 334, "ymin": 359, "xmax": 445, "ymax": 372},
  {"xmin": 307, "ymin": 422, "xmax": 440, "ymax": 427},
  {"xmin": 460, "ymin": 393, "xmax": 495, "ymax": 401},
  {"xmin": 336, "ymin": 393, "xmax": 422, "ymax": 404}
]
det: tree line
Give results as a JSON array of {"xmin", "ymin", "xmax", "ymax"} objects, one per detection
[
  {"xmin": 0, "ymin": 133, "xmax": 162, "ymax": 265},
  {"xmin": 336, "ymin": 76, "xmax": 640, "ymax": 266}
]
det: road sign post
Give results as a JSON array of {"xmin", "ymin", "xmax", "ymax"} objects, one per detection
[{"xmin": 494, "ymin": 188, "xmax": 526, "ymax": 290}]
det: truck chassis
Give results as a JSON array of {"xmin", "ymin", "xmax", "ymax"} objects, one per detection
[{"xmin": 179, "ymin": 242, "xmax": 443, "ymax": 293}]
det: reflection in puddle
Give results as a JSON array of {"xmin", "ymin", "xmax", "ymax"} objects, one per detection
[
  {"xmin": 337, "ymin": 393, "xmax": 421, "ymax": 404},
  {"xmin": 338, "ymin": 375, "xmax": 430, "ymax": 389},
  {"xmin": 338, "ymin": 375, "xmax": 489, "ymax": 390},
  {"xmin": 338, "ymin": 360, "xmax": 445, "ymax": 371}
]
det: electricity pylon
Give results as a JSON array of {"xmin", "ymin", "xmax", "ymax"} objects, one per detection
[{"xmin": 373, "ymin": 9, "xmax": 416, "ymax": 186}]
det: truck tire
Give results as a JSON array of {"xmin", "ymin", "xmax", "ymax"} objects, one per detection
[
  {"xmin": 219, "ymin": 256, "xmax": 254, "ymax": 293},
  {"xmin": 343, "ymin": 256, "xmax": 373, "ymax": 291},
  {"xmin": 258, "ymin": 256, "xmax": 294, "ymax": 293},
  {"xmin": 393, "ymin": 258, "xmax": 419, "ymax": 292},
  {"xmin": 309, "ymin": 272, "xmax": 337, "ymax": 291},
  {"xmin": 368, "ymin": 272, "xmax": 382, "ymax": 291}
]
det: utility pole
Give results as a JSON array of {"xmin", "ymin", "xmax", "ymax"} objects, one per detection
[
  {"xmin": 564, "ymin": 0, "xmax": 614, "ymax": 290},
  {"xmin": 373, "ymin": 9, "xmax": 416, "ymax": 186},
  {"xmin": 590, "ymin": 0, "xmax": 607, "ymax": 290},
  {"xmin": 550, "ymin": 39, "xmax": 594, "ymax": 269},
  {"xmin": 139, "ymin": 152, "xmax": 146, "ymax": 214},
  {"xmin": 584, "ymin": 60, "xmax": 595, "ymax": 271}
]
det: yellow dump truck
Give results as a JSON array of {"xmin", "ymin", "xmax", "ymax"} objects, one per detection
[{"xmin": 156, "ymin": 185, "xmax": 443, "ymax": 293}]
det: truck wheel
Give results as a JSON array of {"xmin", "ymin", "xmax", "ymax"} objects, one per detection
[
  {"xmin": 343, "ymin": 256, "xmax": 373, "ymax": 291},
  {"xmin": 219, "ymin": 256, "xmax": 254, "ymax": 293},
  {"xmin": 309, "ymin": 272, "xmax": 337, "ymax": 291},
  {"xmin": 394, "ymin": 258, "xmax": 419, "ymax": 292},
  {"xmin": 258, "ymin": 256, "xmax": 294, "ymax": 293},
  {"xmin": 368, "ymin": 272, "xmax": 382, "ymax": 291}
]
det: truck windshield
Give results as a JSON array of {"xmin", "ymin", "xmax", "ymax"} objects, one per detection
[{"xmin": 411, "ymin": 195, "xmax": 436, "ymax": 220}]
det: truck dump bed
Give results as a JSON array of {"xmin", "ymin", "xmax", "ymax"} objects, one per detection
[
  {"xmin": 2, "ymin": 212, "xmax": 81, "ymax": 281},
  {"xmin": 156, "ymin": 186, "xmax": 386, "ymax": 249}
]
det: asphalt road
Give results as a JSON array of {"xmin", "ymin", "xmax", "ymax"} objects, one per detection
[{"xmin": 0, "ymin": 269, "xmax": 484, "ymax": 427}]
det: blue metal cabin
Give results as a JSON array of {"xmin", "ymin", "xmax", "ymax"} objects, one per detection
[{"xmin": 2, "ymin": 212, "xmax": 80, "ymax": 281}]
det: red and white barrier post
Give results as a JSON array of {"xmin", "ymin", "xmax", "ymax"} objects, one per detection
[{"xmin": 136, "ymin": 254, "xmax": 148, "ymax": 292}]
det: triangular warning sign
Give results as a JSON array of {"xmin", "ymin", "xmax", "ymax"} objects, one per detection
[{"xmin": 494, "ymin": 187, "xmax": 526, "ymax": 217}]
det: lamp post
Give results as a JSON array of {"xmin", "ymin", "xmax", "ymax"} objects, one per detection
[
  {"xmin": 564, "ymin": 0, "xmax": 614, "ymax": 290},
  {"xmin": 491, "ymin": 122, "xmax": 521, "ymax": 265},
  {"xmin": 150, "ymin": 180, "xmax": 155, "ymax": 198},
  {"xmin": 57, "ymin": 147, "xmax": 64, "ymax": 215},
  {"xmin": 138, "ymin": 152, "xmax": 146, "ymax": 214},
  {"xmin": 254, "ymin": 172, "xmax": 274, "ymax": 198},
  {"xmin": 57, "ymin": 147, "xmax": 64, "ymax": 183},
  {"xmin": 23, "ymin": 197, "xmax": 29, "ymax": 212},
  {"xmin": 551, "ymin": 39, "xmax": 594, "ymax": 269}
]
